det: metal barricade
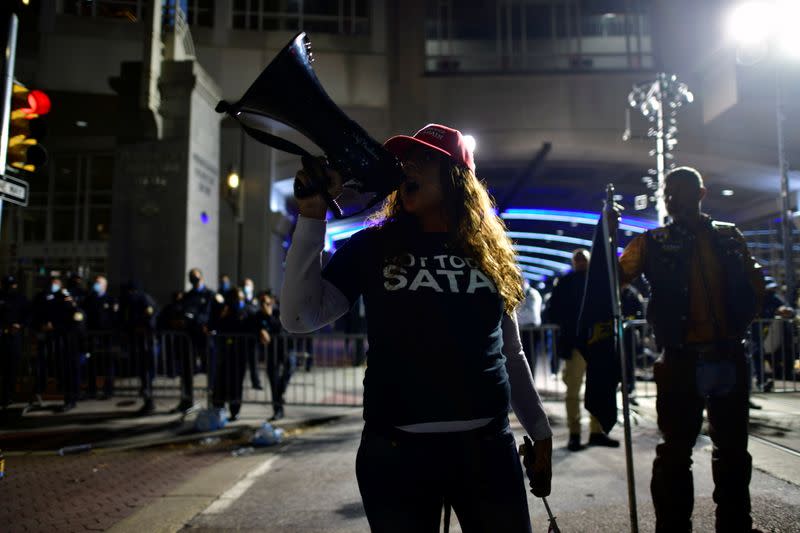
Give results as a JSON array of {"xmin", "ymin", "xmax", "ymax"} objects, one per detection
[
  {"xmin": 519, "ymin": 324, "xmax": 564, "ymax": 397},
  {"xmin": 622, "ymin": 319, "xmax": 658, "ymax": 399},
  {"xmin": 748, "ymin": 317, "xmax": 799, "ymax": 393},
  {"xmin": 10, "ymin": 315, "xmax": 795, "ymax": 414}
]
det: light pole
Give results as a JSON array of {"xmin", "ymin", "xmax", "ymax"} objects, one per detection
[
  {"xmin": 729, "ymin": 0, "xmax": 798, "ymax": 304},
  {"xmin": 625, "ymin": 73, "xmax": 694, "ymax": 225}
]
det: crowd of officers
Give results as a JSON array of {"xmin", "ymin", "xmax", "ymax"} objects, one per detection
[{"xmin": 0, "ymin": 268, "xmax": 291, "ymax": 421}]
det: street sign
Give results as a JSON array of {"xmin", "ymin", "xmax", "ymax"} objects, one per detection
[{"xmin": 0, "ymin": 172, "xmax": 28, "ymax": 206}]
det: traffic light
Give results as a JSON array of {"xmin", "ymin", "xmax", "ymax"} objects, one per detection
[{"xmin": 7, "ymin": 81, "xmax": 49, "ymax": 173}]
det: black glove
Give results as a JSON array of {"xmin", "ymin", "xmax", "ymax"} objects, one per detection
[{"xmin": 519, "ymin": 435, "xmax": 552, "ymax": 497}]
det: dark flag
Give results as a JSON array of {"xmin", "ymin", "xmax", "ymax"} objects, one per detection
[{"xmin": 577, "ymin": 202, "xmax": 622, "ymax": 434}]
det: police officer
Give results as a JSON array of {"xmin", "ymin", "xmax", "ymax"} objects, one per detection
[
  {"xmin": 0, "ymin": 275, "xmax": 31, "ymax": 407},
  {"xmin": 218, "ymin": 274, "xmax": 234, "ymax": 299},
  {"xmin": 66, "ymin": 272, "xmax": 89, "ymax": 306},
  {"xmin": 549, "ymin": 249, "xmax": 618, "ymax": 451},
  {"xmin": 84, "ymin": 275, "xmax": 118, "ymax": 398},
  {"xmin": 172, "ymin": 268, "xmax": 221, "ymax": 413},
  {"xmin": 257, "ymin": 291, "xmax": 291, "ymax": 421},
  {"xmin": 32, "ymin": 275, "xmax": 85, "ymax": 411},
  {"xmin": 617, "ymin": 167, "xmax": 765, "ymax": 533},
  {"xmin": 213, "ymin": 287, "xmax": 256, "ymax": 420},
  {"xmin": 119, "ymin": 280, "xmax": 158, "ymax": 413},
  {"xmin": 241, "ymin": 277, "xmax": 263, "ymax": 390}
]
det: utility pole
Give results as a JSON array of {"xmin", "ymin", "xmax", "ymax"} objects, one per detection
[
  {"xmin": 775, "ymin": 67, "xmax": 796, "ymax": 305},
  {"xmin": 0, "ymin": 7, "xmax": 18, "ymax": 236}
]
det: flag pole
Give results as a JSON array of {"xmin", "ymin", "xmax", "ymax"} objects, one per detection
[{"xmin": 603, "ymin": 184, "xmax": 639, "ymax": 533}]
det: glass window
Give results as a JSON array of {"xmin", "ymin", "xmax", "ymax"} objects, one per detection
[
  {"xmin": 234, "ymin": 0, "xmax": 369, "ymax": 35},
  {"xmin": 90, "ymin": 156, "xmax": 114, "ymax": 191},
  {"xmin": 525, "ymin": 5, "xmax": 553, "ymax": 40},
  {"xmin": 304, "ymin": 0, "xmax": 337, "ymax": 16},
  {"xmin": 53, "ymin": 157, "xmax": 79, "ymax": 205},
  {"xmin": 52, "ymin": 209, "xmax": 76, "ymax": 241},
  {"xmin": 426, "ymin": 0, "xmax": 653, "ymax": 73},
  {"xmin": 187, "ymin": 0, "xmax": 214, "ymax": 27},
  {"xmin": 89, "ymin": 208, "xmax": 112, "ymax": 241},
  {"xmin": 22, "ymin": 209, "xmax": 46, "ymax": 242}
]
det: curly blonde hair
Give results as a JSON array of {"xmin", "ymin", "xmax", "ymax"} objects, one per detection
[{"xmin": 367, "ymin": 160, "xmax": 524, "ymax": 315}]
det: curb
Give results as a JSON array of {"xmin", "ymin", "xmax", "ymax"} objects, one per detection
[{"xmin": 3, "ymin": 412, "xmax": 355, "ymax": 456}]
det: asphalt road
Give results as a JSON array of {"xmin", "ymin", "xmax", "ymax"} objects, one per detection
[{"xmin": 182, "ymin": 404, "xmax": 800, "ymax": 533}]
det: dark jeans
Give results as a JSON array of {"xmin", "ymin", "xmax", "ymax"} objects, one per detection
[
  {"xmin": 1, "ymin": 333, "xmax": 23, "ymax": 405},
  {"xmin": 87, "ymin": 333, "xmax": 115, "ymax": 397},
  {"xmin": 356, "ymin": 416, "xmax": 531, "ymax": 533},
  {"xmin": 247, "ymin": 342, "xmax": 261, "ymax": 388},
  {"xmin": 213, "ymin": 335, "xmax": 252, "ymax": 415},
  {"xmin": 129, "ymin": 332, "xmax": 156, "ymax": 401},
  {"xmin": 36, "ymin": 334, "xmax": 80, "ymax": 405},
  {"xmin": 178, "ymin": 332, "xmax": 211, "ymax": 403},
  {"xmin": 266, "ymin": 343, "xmax": 295, "ymax": 409},
  {"xmin": 651, "ymin": 346, "xmax": 752, "ymax": 533}
]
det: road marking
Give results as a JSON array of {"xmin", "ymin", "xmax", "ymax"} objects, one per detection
[{"xmin": 202, "ymin": 455, "xmax": 279, "ymax": 514}]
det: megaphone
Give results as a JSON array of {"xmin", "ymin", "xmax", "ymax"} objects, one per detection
[{"xmin": 216, "ymin": 32, "xmax": 404, "ymax": 219}]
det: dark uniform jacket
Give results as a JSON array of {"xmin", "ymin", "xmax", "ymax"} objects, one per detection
[
  {"xmin": 548, "ymin": 269, "xmax": 588, "ymax": 358},
  {"xmin": 121, "ymin": 291, "xmax": 158, "ymax": 333},
  {"xmin": 32, "ymin": 289, "xmax": 84, "ymax": 335},
  {"xmin": 0, "ymin": 288, "xmax": 31, "ymax": 335},
  {"xmin": 182, "ymin": 287, "xmax": 222, "ymax": 336},
  {"xmin": 84, "ymin": 292, "xmax": 118, "ymax": 331},
  {"xmin": 620, "ymin": 214, "xmax": 765, "ymax": 350}
]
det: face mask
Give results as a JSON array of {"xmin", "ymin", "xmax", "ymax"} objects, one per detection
[
  {"xmin": 244, "ymin": 286, "xmax": 254, "ymax": 299},
  {"xmin": 93, "ymin": 282, "xmax": 104, "ymax": 295},
  {"xmin": 221, "ymin": 281, "xmax": 231, "ymax": 291},
  {"xmin": 51, "ymin": 283, "xmax": 61, "ymax": 293},
  {"xmin": 238, "ymin": 300, "xmax": 245, "ymax": 310},
  {"xmin": 189, "ymin": 275, "xmax": 200, "ymax": 286}
]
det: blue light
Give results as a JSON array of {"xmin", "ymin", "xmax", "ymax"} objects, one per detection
[
  {"xmin": 518, "ymin": 264, "xmax": 556, "ymax": 276},
  {"xmin": 512, "ymin": 236, "xmax": 624, "ymax": 254},
  {"xmin": 501, "ymin": 208, "xmax": 658, "ymax": 233},
  {"xmin": 200, "ymin": 212, "xmax": 209, "ymax": 224},
  {"xmin": 511, "ymin": 245, "xmax": 574, "ymax": 259},
  {"xmin": 515, "ymin": 255, "xmax": 571, "ymax": 271},
  {"xmin": 521, "ymin": 272, "xmax": 545, "ymax": 282},
  {"xmin": 509, "ymin": 231, "xmax": 592, "ymax": 247}
]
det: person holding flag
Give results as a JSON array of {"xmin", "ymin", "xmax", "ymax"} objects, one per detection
[{"xmin": 613, "ymin": 167, "xmax": 765, "ymax": 533}]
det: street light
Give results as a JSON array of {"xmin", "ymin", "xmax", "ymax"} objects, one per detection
[
  {"xmin": 224, "ymin": 165, "xmax": 244, "ymax": 281},
  {"xmin": 462, "ymin": 134, "xmax": 477, "ymax": 155},
  {"xmin": 729, "ymin": 0, "xmax": 798, "ymax": 305},
  {"xmin": 227, "ymin": 169, "xmax": 240, "ymax": 190}
]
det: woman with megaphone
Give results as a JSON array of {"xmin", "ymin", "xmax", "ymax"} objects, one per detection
[{"xmin": 281, "ymin": 124, "xmax": 553, "ymax": 532}]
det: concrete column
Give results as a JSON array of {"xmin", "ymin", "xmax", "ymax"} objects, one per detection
[{"xmin": 110, "ymin": 59, "xmax": 222, "ymax": 303}]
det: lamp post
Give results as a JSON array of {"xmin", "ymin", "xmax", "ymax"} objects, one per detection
[{"xmin": 729, "ymin": 0, "xmax": 798, "ymax": 304}]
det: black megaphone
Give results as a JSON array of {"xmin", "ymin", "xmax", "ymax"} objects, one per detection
[{"xmin": 216, "ymin": 32, "xmax": 404, "ymax": 219}]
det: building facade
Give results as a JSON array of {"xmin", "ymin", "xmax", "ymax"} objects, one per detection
[{"xmin": 0, "ymin": 0, "xmax": 797, "ymax": 300}]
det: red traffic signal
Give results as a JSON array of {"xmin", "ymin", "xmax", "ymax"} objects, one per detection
[{"xmin": 8, "ymin": 82, "xmax": 49, "ymax": 173}]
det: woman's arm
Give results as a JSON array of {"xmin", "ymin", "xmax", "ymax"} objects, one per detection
[
  {"xmin": 279, "ymin": 216, "xmax": 351, "ymax": 333},
  {"xmin": 503, "ymin": 312, "xmax": 553, "ymax": 440}
]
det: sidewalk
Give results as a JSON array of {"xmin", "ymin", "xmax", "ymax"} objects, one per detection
[
  {"xmin": 0, "ymin": 398, "xmax": 359, "ymax": 454},
  {"xmin": 1, "ymin": 399, "xmax": 360, "ymax": 533}
]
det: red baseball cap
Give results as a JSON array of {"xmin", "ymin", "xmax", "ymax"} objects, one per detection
[{"xmin": 383, "ymin": 124, "xmax": 475, "ymax": 172}]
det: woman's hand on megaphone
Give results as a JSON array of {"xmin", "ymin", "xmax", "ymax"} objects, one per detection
[{"xmin": 294, "ymin": 156, "xmax": 343, "ymax": 220}]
